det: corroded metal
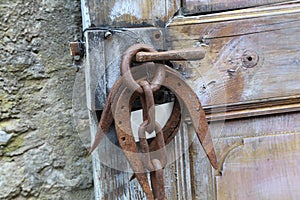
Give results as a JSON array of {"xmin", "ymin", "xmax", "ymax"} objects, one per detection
[
  {"xmin": 138, "ymin": 80, "xmax": 167, "ymax": 184},
  {"xmin": 69, "ymin": 41, "xmax": 85, "ymax": 62},
  {"xmin": 150, "ymin": 159, "xmax": 166, "ymax": 200},
  {"xmin": 89, "ymin": 44, "xmax": 217, "ymax": 199},
  {"xmin": 118, "ymin": 63, "xmax": 218, "ymax": 167},
  {"xmin": 88, "ymin": 64, "xmax": 180, "ymax": 155},
  {"xmin": 139, "ymin": 80, "xmax": 158, "ymax": 133},
  {"xmin": 136, "ymin": 47, "xmax": 205, "ymax": 62},
  {"xmin": 120, "ymin": 44, "xmax": 158, "ymax": 94},
  {"xmin": 113, "ymin": 63, "xmax": 218, "ymax": 199},
  {"xmin": 156, "ymin": 64, "xmax": 218, "ymax": 169},
  {"xmin": 138, "ymin": 119, "xmax": 167, "ymax": 171}
]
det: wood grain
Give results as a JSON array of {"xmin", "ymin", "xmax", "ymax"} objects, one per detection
[
  {"xmin": 87, "ymin": 0, "xmax": 180, "ymax": 27},
  {"xmin": 187, "ymin": 111, "xmax": 300, "ymax": 199},
  {"xmin": 169, "ymin": 3, "xmax": 300, "ymax": 26},
  {"xmin": 183, "ymin": 0, "xmax": 291, "ymax": 15},
  {"xmin": 216, "ymin": 133, "xmax": 300, "ymax": 200},
  {"xmin": 85, "ymin": 31, "xmax": 106, "ymax": 110},
  {"xmin": 204, "ymin": 96, "xmax": 300, "ymax": 121},
  {"xmin": 81, "ymin": 0, "xmax": 92, "ymax": 29},
  {"xmin": 167, "ymin": 3, "xmax": 300, "ymax": 111}
]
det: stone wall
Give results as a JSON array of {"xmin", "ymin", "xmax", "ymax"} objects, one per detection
[{"xmin": 0, "ymin": 0, "xmax": 93, "ymax": 199}]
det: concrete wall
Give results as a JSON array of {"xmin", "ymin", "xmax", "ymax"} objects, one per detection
[{"xmin": 0, "ymin": 0, "xmax": 93, "ymax": 199}]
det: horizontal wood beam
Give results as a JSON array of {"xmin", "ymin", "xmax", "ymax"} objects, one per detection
[
  {"xmin": 168, "ymin": 2, "xmax": 300, "ymax": 26},
  {"xmin": 182, "ymin": 0, "xmax": 291, "ymax": 15},
  {"xmin": 86, "ymin": 0, "xmax": 180, "ymax": 27},
  {"xmin": 204, "ymin": 95, "xmax": 300, "ymax": 121}
]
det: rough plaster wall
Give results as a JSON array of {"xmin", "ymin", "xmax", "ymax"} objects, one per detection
[{"xmin": 0, "ymin": 0, "xmax": 94, "ymax": 199}]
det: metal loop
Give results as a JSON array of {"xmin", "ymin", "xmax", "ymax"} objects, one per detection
[
  {"xmin": 139, "ymin": 80, "xmax": 156, "ymax": 133},
  {"xmin": 120, "ymin": 44, "xmax": 164, "ymax": 94},
  {"xmin": 138, "ymin": 121, "xmax": 167, "ymax": 171},
  {"xmin": 153, "ymin": 122, "xmax": 167, "ymax": 167},
  {"xmin": 138, "ymin": 120, "xmax": 155, "ymax": 171},
  {"xmin": 150, "ymin": 159, "xmax": 166, "ymax": 200},
  {"xmin": 148, "ymin": 64, "xmax": 165, "ymax": 92}
]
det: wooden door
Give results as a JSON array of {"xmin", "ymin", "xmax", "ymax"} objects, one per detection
[{"xmin": 81, "ymin": 0, "xmax": 300, "ymax": 199}]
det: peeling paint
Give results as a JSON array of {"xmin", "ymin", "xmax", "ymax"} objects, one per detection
[{"xmin": 110, "ymin": 0, "xmax": 143, "ymax": 21}]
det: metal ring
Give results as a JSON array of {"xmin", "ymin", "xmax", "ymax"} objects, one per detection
[
  {"xmin": 138, "ymin": 121, "xmax": 167, "ymax": 171},
  {"xmin": 138, "ymin": 120, "xmax": 155, "ymax": 171},
  {"xmin": 150, "ymin": 159, "xmax": 165, "ymax": 199},
  {"xmin": 139, "ymin": 80, "xmax": 156, "ymax": 133},
  {"xmin": 154, "ymin": 122, "xmax": 167, "ymax": 167},
  {"xmin": 120, "ymin": 44, "xmax": 164, "ymax": 94}
]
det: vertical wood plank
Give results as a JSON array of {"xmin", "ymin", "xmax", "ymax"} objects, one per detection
[
  {"xmin": 188, "ymin": 124, "xmax": 214, "ymax": 200},
  {"xmin": 85, "ymin": 30, "xmax": 148, "ymax": 199},
  {"xmin": 164, "ymin": 138, "xmax": 178, "ymax": 198},
  {"xmin": 88, "ymin": 111, "xmax": 103, "ymax": 199},
  {"xmin": 81, "ymin": 0, "xmax": 91, "ymax": 29},
  {"xmin": 164, "ymin": 122, "xmax": 193, "ymax": 199},
  {"xmin": 85, "ymin": 31, "xmax": 106, "ymax": 110},
  {"xmin": 174, "ymin": 123, "xmax": 193, "ymax": 200}
]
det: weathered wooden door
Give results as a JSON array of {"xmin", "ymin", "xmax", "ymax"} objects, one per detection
[{"xmin": 81, "ymin": 0, "xmax": 300, "ymax": 199}]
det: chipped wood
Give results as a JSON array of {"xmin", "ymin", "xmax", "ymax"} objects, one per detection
[
  {"xmin": 85, "ymin": 31, "xmax": 106, "ymax": 110},
  {"xmin": 81, "ymin": 0, "xmax": 92, "ymax": 29},
  {"xmin": 87, "ymin": 0, "xmax": 180, "ymax": 27}
]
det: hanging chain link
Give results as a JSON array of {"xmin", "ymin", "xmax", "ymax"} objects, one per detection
[{"xmin": 138, "ymin": 80, "xmax": 167, "ymax": 199}]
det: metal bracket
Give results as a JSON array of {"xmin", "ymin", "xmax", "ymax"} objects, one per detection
[{"xmin": 69, "ymin": 41, "xmax": 85, "ymax": 64}]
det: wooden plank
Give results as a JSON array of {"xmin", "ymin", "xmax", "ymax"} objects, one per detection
[
  {"xmin": 188, "ymin": 111, "xmax": 300, "ymax": 199},
  {"xmin": 166, "ymin": 3, "xmax": 300, "ymax": 114},
  {"xmin": 188, "ymin": 125, "xmax": 215, "ymax": 200},
  {"xmin": 87, "ymin": 0, "xmax": 180, "ymax": 27},
  {"xmin": 208, "ymin": 112, "xmax": 300, "ymax": 171},
  {"xmin": 169, "ymin": 3, "xmax": 300, "ymax": 26},
  {"xmin": 85, "ymin": 30, "xmax": 149, "ymax": 199},
  {"xmin": 209, "ymin": 112, "xmax": 300, "ymax": 139},
  {"xmin": 204, "ymin": 96, "xmax": 300, "ymax": 121},
  {"xmin": 85, "ymin": 31, "xmax": 106, "ymax": 110},
  {"xmin": 81, "ymin": 0, "xmax": 92, "ymax": 29},
  {"xmin": 164, "ymin": 123, "xmax": 193, "ymax": 199},
  {"xmin": 216, "ymin": 133, "xmax": 300, "ymax": 200},
  {"xmin": 183, "ymin": 0, "xmax": 291, "ymax": 15},
  {"xmin": 174, "ymin": 123, "xmax": 193, "ymax": 200}
]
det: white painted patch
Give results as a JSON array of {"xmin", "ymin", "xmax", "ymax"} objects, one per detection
[
  {"xmin": 109, "ymin": 0, "xmax": 143, "ymax": 21},
  {"xmin": 131, "ymin": 102, "xmax": 174, "ymax": 141}
]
